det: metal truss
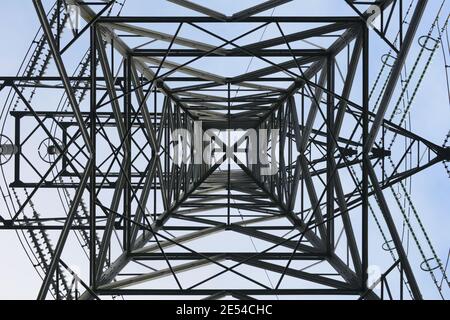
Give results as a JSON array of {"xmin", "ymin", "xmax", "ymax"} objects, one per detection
[{"xmin": 0, "ymin": 0, "xmax": 449, "ymax": 300}]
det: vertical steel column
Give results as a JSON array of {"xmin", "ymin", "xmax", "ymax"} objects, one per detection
[
  {"xmin": 326, "ymin": 55, "xmax": 335, "ymax": 253},
  {"xmin": 153, "ymin": 90, "xmax": 157, "ymax": 221},
  {"xmin": 361, "ymin": 23, "xmax": 369, "ymax": 292},
  {"xmin": 14, "ymin": 115, "xmax": 21, "ymax": 184},
  {"xmin": 123, "ymin": 56, "xmax": 132, "ymax": 252},
  {"xmin": 89, "ymin": 24, "xmax": 97, "ymax": 289},
  {"xmin": 227, "ymin": 82, "xmax": 231, "ymax": 226}
]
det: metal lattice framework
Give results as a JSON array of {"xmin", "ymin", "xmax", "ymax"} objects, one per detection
[{"xmin": 0, "ymin": 0, "xmax": 449, "ymax": 300}]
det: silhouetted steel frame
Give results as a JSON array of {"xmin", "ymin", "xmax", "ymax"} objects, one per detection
[{"xmin": 85, "ymin": 15, "xmax": 371, "ymax": 299}]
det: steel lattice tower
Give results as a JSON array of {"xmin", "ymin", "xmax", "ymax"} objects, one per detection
[{"xmin": 0, "ymin": 0, "xmax": 449, "ymax": 300}]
